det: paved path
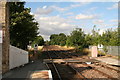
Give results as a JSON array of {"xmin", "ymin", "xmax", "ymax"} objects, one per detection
[
  {"xmin": 2, "ymin": 60, "xmax": 47, "ymax": 80},
  {"xmin": 95, "ymin": 57, "xmax": 120, "ymax": 66}
]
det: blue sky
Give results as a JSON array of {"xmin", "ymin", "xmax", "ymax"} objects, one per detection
[{"xmin": 25, "ymin": 2, "xmax": 118, "ymax": 40}]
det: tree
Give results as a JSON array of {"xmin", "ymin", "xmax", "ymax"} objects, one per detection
[
  {"xmin": 85, "ymin": 25, "xmax": 119, "ymax": 46},
  {"xmin": 58, "ymin": 33, "xmax": 67, "ymax": 46},
  {"xmin": 50, "ymin": 34, "xmax": 59, "ymax": 45},
  {"xmin": 91, "ymin": 25, "xmax": 100, "ymax": 45},
  {"xmin": 66, "ymin": 28, "xmax": 86, "ymax": 48},
  {"xmin": 9, "ymin": 2, "xmax": 39, "ymax": 49},
  {"xmin": 49, "ymin": 33, "xmax": 67, "ymax": 46},
  {"xmin": 101, "ymin": 28, "xmax": 119, "ymax": 46},
  {"xmin": 84, "ymin": 34, "xmax": 93, "ymax": 47},
  {"xmin": 31, "ymin": 36, "xmax": 44, "ymax": 47}
]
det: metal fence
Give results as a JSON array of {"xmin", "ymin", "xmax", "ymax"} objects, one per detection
[
  {"xmin": 89, "ymin": 46, "xmax": 120, "ymax": 56},
  {"xmin": 106, "ymin": 46, "xmax": 119, "ymax": 56}
]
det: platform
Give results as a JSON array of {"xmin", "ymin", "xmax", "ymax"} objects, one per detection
[{"xmin": 95, "ymin": 57, "xmax": 120, "ymax": 66}]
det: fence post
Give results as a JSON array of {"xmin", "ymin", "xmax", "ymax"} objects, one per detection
[{"xmin": 91, "ymin": 46, "xmax": 98, "ymax": 57}]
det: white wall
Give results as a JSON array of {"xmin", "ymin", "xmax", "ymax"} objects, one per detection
[{"xmin": 9, "ymin": 45, "xmax": 28, "ymax": 69}]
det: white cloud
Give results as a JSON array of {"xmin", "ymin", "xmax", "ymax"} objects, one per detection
[
  {"xmin": 64, "ymin": 12, "xmax": 74, "ymax": 15},
  {"xmin": 107, "ymin": 3, "xmax": 118, "ymax": 10},
  {"xmin": 34, "ymin": 2, "xmax": 91, "ymax": 15},
  {"xmin": 49, "ymin": 22, "xmax": 59, "ymax": 25},
  {"xmin": 35, "ymin": 7, "xmax": 53, "ymax": 15},
  {"xmin": 70, "ymin": 3, "xmax": 87, "ymax": 8},
  {"xmin": 110, "ymin": 19, "xmax": 118, "ymax": 22},
  {"xmin": 89, "ymin": 7, "xmax": 97, "ymax": 11},
  {"xmin": 50, "ymin": 3, "xmax": 90, "ymax": 12},
  {"xmin": 35, "ymin": 3, "xmax": 90, "ymax": 15},
  {"xmin": 43, "ymin": 6, "xmax": 47, "ymax": 9},
  {"xmin": 34, "ymin": 15, "xmax": 76, "ymax": 40},
  {"xmin": 70, "ymin": 4, "xmax": 82, "ymax": 8},
  {"xmin": 51, "ymin": 6, "xmax": 70, "ymax": 12},
  {"xmin": 75, "ymin": 14, "xmax": 97, "ymax": 19},
  {"xmin": 93, "ymin": 19, "xmax": 104, "ymax": 24}
]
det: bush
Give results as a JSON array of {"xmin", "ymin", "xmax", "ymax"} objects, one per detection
[
  {"xmin": 98, "ymin": 50, "xmax": 106, "ymax": 56},
  {"xmin": 103, "ymin": 46, "xmax": 108, "ymax": 53}
]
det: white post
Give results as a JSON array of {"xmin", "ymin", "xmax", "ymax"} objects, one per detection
[{"xmin": 91, "ymin": 46, "xmax": 98, "ymax": 57}]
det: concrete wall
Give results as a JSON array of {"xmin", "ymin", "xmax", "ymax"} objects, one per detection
[{"xmin": 9, "ymin": 45, "xmax": 28, "ymax": 69}]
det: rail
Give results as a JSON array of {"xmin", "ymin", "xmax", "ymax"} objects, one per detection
[
  {"xmin": 51, "ymin": 50, "xmax": 88, "ymax": 80},
  {"xmin": 46, "ymin": 50, "xmax": 62, "ymax": 80}
]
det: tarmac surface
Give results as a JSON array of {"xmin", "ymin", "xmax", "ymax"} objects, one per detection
[{"xmin": 2, "ymin": 60, "xmax": 47, "ymax": 80}]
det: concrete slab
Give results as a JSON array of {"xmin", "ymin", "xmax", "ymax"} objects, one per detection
[{"xmin": 95, "ymin": 57, "xmax": 120, "ymax": 66}]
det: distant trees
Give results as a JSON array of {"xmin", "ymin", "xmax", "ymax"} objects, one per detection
[
  {"xmin": 31, "ymin": 36, "xmax": 44, "ymax": 47},
  {"xmin": 101, "ymin": 28, "xmax": 119, "ymax": 46},
  {"xmin": 50, "ymin": 33, "xmax": 67, "ymax": 46},
  {"xmin": 49, "ymin": 26, "xmax": 119, "ymax": 49},
  {"xmin": 85, "ymin": 26, "xmax": 119, "ymax": 46},
  {"xmin": 66, "ymin": 28, "xmax": 86, "ymax": 48},
  {"xmin": 9, "ymin": 2, "xmax": 39, "ymax": 49},
  {"xmin": 85, "ymin": 25, "xmax": 102, "ymax": 46},
  {"xmin": 49, "ymin": 28, "xmax": 87, "ymax": 49}
]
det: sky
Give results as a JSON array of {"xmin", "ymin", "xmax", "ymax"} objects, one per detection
[{"xmin": 25, "ymin": 2, "xmax": 118, "ymax": 41}]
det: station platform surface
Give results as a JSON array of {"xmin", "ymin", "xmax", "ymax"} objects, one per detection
[
  {"xmin": 94, "ymin": 57, "xmax": 120, "ymax": 66},
  {"xmin": 2, "ymin": 60, "xmax": 48, "ymax": 80}
]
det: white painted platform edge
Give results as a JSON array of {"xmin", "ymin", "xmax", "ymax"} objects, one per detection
[{"xmin": 48, "ymin": 70, "xmax": 53, "ymax": 80}]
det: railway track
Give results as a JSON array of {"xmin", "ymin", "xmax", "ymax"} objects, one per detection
[
  {"xmin": 43, "ymin": 46, "xmax": 119, "ymax": 80},
  {"xmin": 46, "ymin": 50, "xmax": 62, "ymax": 80},
  {"xmin": 69, "ymin": 63, "xmax": 119, "ymax": 79},
  {"xmin": 94, "ymin": 62, "xmax": 120, "ymax": 73},
  {"xmin": 89, "ymin": 63, "xmax": 120, "ymax": 79},
  {"xmin": 45, "ymin": 50, "xmax": 88, "ymax": 80}
]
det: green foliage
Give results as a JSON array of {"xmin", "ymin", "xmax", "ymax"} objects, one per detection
[
  {"xmin": 31, "ymin": 36, "xmax": 44, "ymax": 47},
  {"xmin": 50, "ymin": 33, "xmax": 67, "ymax": 46},
  {"xmin": 66, "ymin": 28, "xmax": 86, "ymax": 49},
  {"xmin": 103, "ymin": 46, "xmax": 108, "ymax": 53},
  {"xmin": 84, "ymin": 34, "xmax": 93, "ymax": 46},
  {"xmin": 9, "ymin": 2, "xmax": 39, "ymax": 49},
  {"xmin": 101, "ymin": 28, "xmax": 119, "ymax": 46},
  {"xmin": 85, "ymin": 26, "xmax": 119, "ymax": 46},
  {"xmin": 49, "ymin": 25, "xmax": 119, "ymax": 52},
  {"xmin": 91, "ymin": 25, "xmax": 101, "ymax": 45}
]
